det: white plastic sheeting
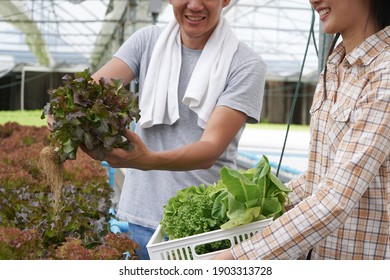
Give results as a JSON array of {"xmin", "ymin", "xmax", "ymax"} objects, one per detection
[
  {"xmin": 0, "ymin": 0, "xmax": 110, "ymax": 75},
  {"xmin": 0, "ymin": 0, "xmax": 321, "ymax": 80}
]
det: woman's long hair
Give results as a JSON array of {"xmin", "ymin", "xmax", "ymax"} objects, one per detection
[
  {"xmin": 372, "ymin": 0, "xmax": 390, "ymax": 29},
  {"xmin": 322, "ymin": 0, "xmax": 389, "ymax": 98}
]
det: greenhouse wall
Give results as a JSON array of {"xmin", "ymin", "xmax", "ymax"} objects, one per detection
[
  {"xmin": 0, "ymin": 71, "xmax": 69, "ymax": 110},
  {"xmin": 0, "ymin": 72, "xmax": 316, "ymax": 125}
]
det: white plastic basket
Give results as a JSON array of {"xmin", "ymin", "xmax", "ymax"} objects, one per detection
[{"xmin": 146, "ymin": 218, "xmax": 273, "ymax": 260}]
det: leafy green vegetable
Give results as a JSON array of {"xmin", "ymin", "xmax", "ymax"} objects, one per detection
[
  {"xmin": 41, "ymin": 69, "xmax": 140, "ymax": 162},
  {"xmin": 215, "ymin": 155, "xmax": 291, "ymax": 229},
  {"xmin": 160, "ymin": 155, "xmax": 291, "ymax": 254},
  {"xmin": 160, "ymin": 185, "xmax": 230, "ymax": 255},
  {"xmin": 161, "ymin": 185, "xmax": 227, "ymax": 239}
]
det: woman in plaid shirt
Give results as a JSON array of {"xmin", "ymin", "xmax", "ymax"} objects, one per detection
[{"xmin": 214, "ymin": 0, "xmax": 389, "ymax": 259}]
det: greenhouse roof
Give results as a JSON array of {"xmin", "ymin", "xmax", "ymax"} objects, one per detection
[
  {"xmin": 0, "ymin": 0, "xmax": 118, "ymax": 75},
  {"xmin": 0, "ymin": 0, "xmax": 322, "ymax": 81}
]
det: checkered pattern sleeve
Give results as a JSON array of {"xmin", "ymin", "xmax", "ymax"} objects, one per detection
[{"xmin": 231, "ymin": 27, "xmax": 390, "ymax": 260}]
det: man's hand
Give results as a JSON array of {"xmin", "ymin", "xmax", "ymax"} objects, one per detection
[
  {"xmin": 46, "ymin": 113, "xmax": 55, "ymax": 132},
  {"xmin": 80, "ymin": 129, "xmax": 153, "ymax": 170},
  {"xmin": 79, "ymin": 144, "xmax": 107, "ymax": 161},
  {"xmin": 103, "ymin": 129, "xmax": 152, "ymax": 169}
]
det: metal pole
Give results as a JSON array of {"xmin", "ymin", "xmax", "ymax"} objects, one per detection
[{"xmin": 21, "ymin": 66, "xmax": 25, "ymax": 110}]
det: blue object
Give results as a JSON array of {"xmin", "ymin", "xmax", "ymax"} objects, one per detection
[
  {"xmin": 108, "ymin": 207, "xmax": 129, "ymax": 233},
  {"xmin": 109, "ymin": 217, "xmax": 130, "ymax": 233},
  {"xmin": 101, "ymin": 161, "xmax": 116, "ymax": 188},
  {"xmin": 127, "ymin": 223, "xmax": 155, "ymax": 260},
  {"xmin": 238, "ymin": 150, "xmax": 303, "ymax": 175}
]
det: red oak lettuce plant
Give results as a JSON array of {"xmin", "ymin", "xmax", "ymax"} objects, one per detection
[
  {"xmin": 0, "ymin": 123, "xmax": 139, "ymax": 260},
  {"xmin": 41, "ymin": 69, "xmax": 140, "ymax": 162}
]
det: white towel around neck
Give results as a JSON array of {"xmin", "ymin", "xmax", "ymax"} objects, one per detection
[{"xmin": 139, "ymin": 17, "xmax": 239, "ymax": 129}]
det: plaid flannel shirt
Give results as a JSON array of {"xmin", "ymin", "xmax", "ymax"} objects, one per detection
[{"xmin": 232, "ymin": 26, "xmax": 390, "ymax": 260}]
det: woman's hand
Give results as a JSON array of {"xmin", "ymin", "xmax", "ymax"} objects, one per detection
[{"xmin": 210, "ymin": 249, "xmax": 235, "ymax": 260}]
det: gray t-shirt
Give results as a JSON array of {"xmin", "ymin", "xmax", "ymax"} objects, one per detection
[{"xmin": 114, "ymin": 25, "xmax": 266, "ymax": 229}]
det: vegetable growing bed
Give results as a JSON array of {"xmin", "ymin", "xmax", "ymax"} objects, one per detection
[
  {"xmin": 0, "ymin": 122, "xmax": 139, "ymax": 259},
  {"xmin": 147, "ymin": 156, "xmax": 291, "ymax": 260},
  {"xmin": 1, "ymin": 69, "xmax": 141, "ymax": 260}
]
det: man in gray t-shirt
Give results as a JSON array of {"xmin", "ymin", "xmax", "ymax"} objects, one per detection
[{"xmin": 85, "ymin": 0, "xmax": 266, "ymax": 259}]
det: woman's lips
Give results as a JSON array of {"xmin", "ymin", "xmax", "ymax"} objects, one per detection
[{"xmin": 318, "ymin": 8, "xmax": 331, "ymax": 20}]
